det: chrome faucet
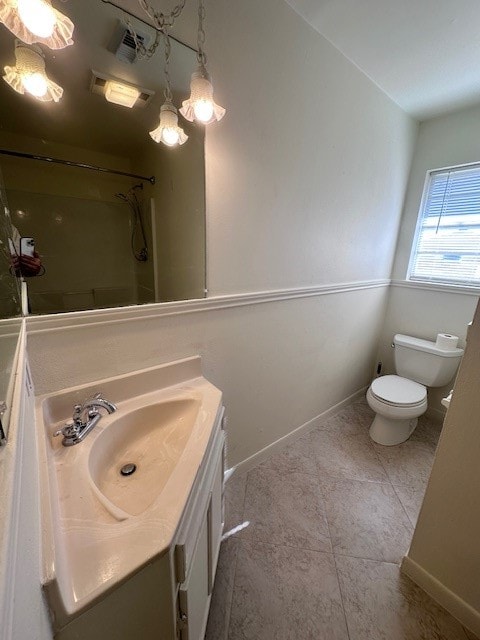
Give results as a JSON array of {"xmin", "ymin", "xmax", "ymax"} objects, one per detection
[{"xmin": 54, "ymin": 393, "xmax": 117, "ymax": 447}]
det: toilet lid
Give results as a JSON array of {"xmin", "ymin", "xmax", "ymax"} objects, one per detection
[{"xmin": 371, "ymin": 375, "xmax": 426, "ymax": 406}]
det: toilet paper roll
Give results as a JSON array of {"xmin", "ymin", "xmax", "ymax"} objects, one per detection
[{"xmin": 436, "ymin": 333, "xmax": 459, "ymax": 350}]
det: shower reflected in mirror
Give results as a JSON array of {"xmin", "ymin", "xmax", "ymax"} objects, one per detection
[{"xmin": 0, "ymin": 0, "xmax": 206, "ymax": 316}]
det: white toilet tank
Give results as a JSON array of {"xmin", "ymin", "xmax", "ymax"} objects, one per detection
[{"xmin": 393, "ymin": 334, "xmax": 464, "ymax": 387}]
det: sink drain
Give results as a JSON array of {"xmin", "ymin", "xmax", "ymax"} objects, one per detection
[{"xmin": 120, "ymin": 463, "xmax": 137, "ymax": 476}]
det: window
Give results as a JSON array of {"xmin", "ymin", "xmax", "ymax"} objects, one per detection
[{"xmin": 408, "ymin": 164, "xmax": 480, "ymax": 288}]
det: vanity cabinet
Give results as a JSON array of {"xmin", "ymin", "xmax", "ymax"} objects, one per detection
[
  {"xmin": 54, "ymin": 406, "xmax": 225, "ymax": 640},
  {"xmin": 176, "ymin": 409, "xmax": 225, "ymax": 640}
]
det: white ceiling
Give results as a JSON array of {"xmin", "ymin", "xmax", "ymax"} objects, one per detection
[{"xmin": 285, "ymin": 0, "xmax": 480, "ymax": 121}]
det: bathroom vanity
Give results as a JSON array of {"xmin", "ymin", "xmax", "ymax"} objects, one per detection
[{"xmin": 36, "ymin": 357, "xmax": 224, "ymax": 640}]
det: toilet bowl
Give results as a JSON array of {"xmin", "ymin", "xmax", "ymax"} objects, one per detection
[
  {"xmin": 366, "ymin": 333, "xmax": 463, "ymax": 446},
  {"xmin": 366, "ymin": 375, "xmax": 427, "ymax": 446}
]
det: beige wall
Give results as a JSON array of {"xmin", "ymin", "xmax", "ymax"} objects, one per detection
[{"xmin": 403, "ymin": 300, "xmax": 480, "ymax": 636}]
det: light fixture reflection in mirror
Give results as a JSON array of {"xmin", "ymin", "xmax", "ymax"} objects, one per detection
[
  {"xmin": 0, "ymin": 0, "xmax": 74, "ymax": 49},
  {"xmin": 3, "ymin": 41, "xmax": 63, "ymax": 101},
  {"xmin": 0, "ymin": 0, "xmax": 207, "ymax": 316},
  {"xmin": 18, "ymin": 0, "xmax": 56, "ymax": 38}
]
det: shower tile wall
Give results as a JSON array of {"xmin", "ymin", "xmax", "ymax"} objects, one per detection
[{"xmin": 7, "ymin": 189, "xmax": 153, "ymax": 314}]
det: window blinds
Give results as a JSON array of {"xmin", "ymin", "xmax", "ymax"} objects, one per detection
[{"xmin": 409, "ymin": 165, "xmax": 480, "ymax": 287}]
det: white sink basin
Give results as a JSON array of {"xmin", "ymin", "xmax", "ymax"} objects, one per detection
[
  {"xmin": 89, "ymin": 398, "xmax": 201, "ymax": 517},
  {"xmin": 36, "ymin": 356, "xmax": 222, "ymax": 627}
]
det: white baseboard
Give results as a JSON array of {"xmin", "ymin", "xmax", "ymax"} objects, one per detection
[
  {"xmin": 401, "ymin": 556, "xmax": 480, "ymax": 637},
  {"xmin": 231, "ymin": 387, "xmax": 367, "ymax": 476}
]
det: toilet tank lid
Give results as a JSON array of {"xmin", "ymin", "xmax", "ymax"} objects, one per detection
[{"xmin": 393, "ymin": 334, "xmax": 464, "ymax": 358}]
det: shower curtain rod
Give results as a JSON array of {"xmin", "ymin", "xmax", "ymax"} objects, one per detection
[{"xmin": 0, "ymin": 149, "xmax": 156, "ymax": 185}]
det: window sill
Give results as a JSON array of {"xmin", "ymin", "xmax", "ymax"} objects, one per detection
[{"xmin": 391, "ymin": 279, "xmax": 480, "ymax": 297}]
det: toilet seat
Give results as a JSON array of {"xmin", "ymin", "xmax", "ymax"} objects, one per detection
[{"xmin": 370, "ymin": 375, "xmax": 426, "ymax": 407}]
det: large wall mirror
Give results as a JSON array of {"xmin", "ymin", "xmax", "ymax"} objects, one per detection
[
  {"xmin": 0, "ymin": 0, "xmax": 206, "ymax": 318},
  {"xmin": 0, "ymin": 169, "xmax": 22, "ymax": 436}
]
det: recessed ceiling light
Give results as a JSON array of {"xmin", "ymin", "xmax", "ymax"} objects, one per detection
[
  {"xmin": 90, "ymin": 70, "xmax": 154, "ymax": 109},
  {"xmin": 104, "ymin": 81, "xmax": 140, "ymax": 109}
]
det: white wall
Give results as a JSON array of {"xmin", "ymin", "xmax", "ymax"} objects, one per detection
[
  {"xmin": 26, "ymin": 0, "xmax": 416, "ymax": 467},
  {"xmin": 0, "ymin": 329, "xmax": 52, "ymax": 640},
  {"xmin": 205, "ymin": 0, "xmax": 416, "ymax": 294},
  {"xmin": 402, "ymin": 300, "xmax": 480, "ymax": 637},
  {"xmin": 378, "ymin": 104, "xmax": 480, "ymax": 412},
  {"xmin": 392, "ymin": 103, "xmax": 480, "ymax": 280},
  {"xmin": 27, "ymin": 286, "xmax": 387, "ymax": 465}
]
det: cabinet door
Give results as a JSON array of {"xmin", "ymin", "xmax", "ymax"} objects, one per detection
[
  {"xmin": 178, "ymin": 511, "xmax": 210, "ymax": 640},
  {"xmin": 208, "ymin": 439, "xmax": 224, "ymax": 593},
  {"xmin": 177, "ymin": 429, "xmax": 225, "ymax": 640}
]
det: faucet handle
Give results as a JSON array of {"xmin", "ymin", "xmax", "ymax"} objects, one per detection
[
  {"xmin": 53, "ymin": 422, "xmax": 80, "ymax": 439},
  {"xmin": 72, "ymin": 403, "xmax": 84, "ymax": 424}
]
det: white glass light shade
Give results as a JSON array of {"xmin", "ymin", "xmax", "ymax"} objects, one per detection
[
  {"xmin": 149, "ymin": 101, "xmax": 188, "ymax": 147},
  {"xmin": 180, "ymin": 64, "xmax": 225, "ymax": 125},
  {"xmin": 3, "ymin": 43, "xmax": 63, "ymax": 101},
  {"xmin": 0, "ymin": 0, "xmax": 74, "ymax": 49},
  {"xmin": 21, "ymin": 70, "xmax": 47, "ymax": 96},
  {"xmin": 18, "ymin": 0, "xmax": 55, "ymax": 37}
]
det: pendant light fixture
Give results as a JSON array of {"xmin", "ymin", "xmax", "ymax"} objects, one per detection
[
  {"xmin": 180, "ymin": 0, "xmax": 225, "ymax": 125},
  {"xmin": 149, "ymin": 32, "xmax": 187, "ymax": 147},
  {"xmin": 0, "ymin": 0, "xmax": 74, "ymax": 49},
  {"xmin": 3, "ymin": 40, "xmax": 63, "ymax": 101}
]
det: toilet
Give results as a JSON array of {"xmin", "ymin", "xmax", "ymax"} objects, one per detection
[{"xmin": 366, "ymin": 334, "xmax": 464, "ymax": 446}]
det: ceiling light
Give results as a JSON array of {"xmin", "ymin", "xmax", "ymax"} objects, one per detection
[
  {"xmin": 90, "ymin": 70, "xmax": 154, "ymax": 108},
  {"xmin": 180, "ymin": 0, "xmax": 225, "ymax": 125},
  {"xmin": 149, "ymin": 100, "xmax": 188, "ymax": 147},
  {"xmin": 3, "ymin": 41, "xmax": 63, "ymax": 101},
  {"xmin": 149, "ymin": 32, "xmax": 187, "ymax": 148},
  {"xmin": 105, "ymin": 81, "xmax": 141, "ymax": 108},
  {"xmin": 0, "ymin": 0, "xmax": 74, "ymax": 49},
  {"xmin": 18, "ymin": 0, "xmax": 55, "ymax": 38},
  {"xmin": 180, "ymin": 64, "xmax": 225, "ymax": 124}
]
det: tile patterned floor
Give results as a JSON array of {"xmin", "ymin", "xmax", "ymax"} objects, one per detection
[{"xmin": 205, "ymin": 399, "xmax": 476, "ymax": 640}]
